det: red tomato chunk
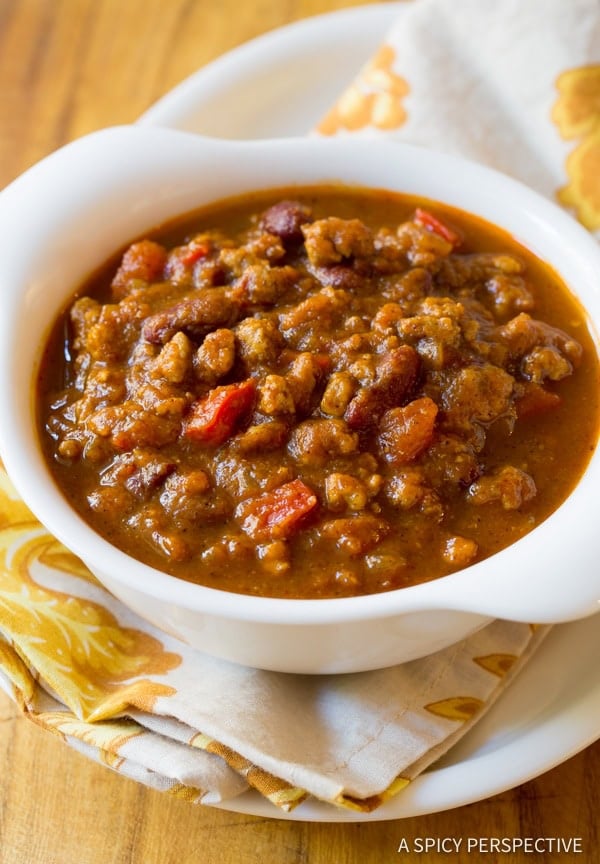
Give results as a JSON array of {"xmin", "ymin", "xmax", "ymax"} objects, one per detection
[
  {"xmin": 378, "ymin": 397, "xmax": 439, "ymax": 463},
  {"xmin": 184, "ymin": 379, "xmax": 256, "ymax": 445},
  {"xmin": 414, "ymin": 208, "xmax": 462, "ymax": 246},
  {"xmin": 236, "ymin": 479, "xmax": 318, "ymax": 541}
]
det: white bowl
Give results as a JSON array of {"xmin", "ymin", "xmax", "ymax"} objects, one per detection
[{"xmin": 0, "ymin": 125, "xmax": 599, "ymax": 673}]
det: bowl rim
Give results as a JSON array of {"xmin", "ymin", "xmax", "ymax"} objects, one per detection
[{"xmin": 0, "ymin": 125, "xmax": 599, "ymax": 626}]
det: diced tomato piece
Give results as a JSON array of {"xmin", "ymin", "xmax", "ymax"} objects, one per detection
[
  {"xmin": 414, "ymin": 208, "xmax": 462, "ymax": 246},
  {"xmin": 180, "ymin": 242, "xmax": 211, "ymax": 266},
  {"xmin": 515, "ymin": 382, "xmax": 561, "ymax": 418},
  {"xmin": 378, "ymin": 397, "xmax": 438, "ymax": 463},
  {"xmin": 112, "ymin": 240, "xmax": 167, "ymax": 297},
  {"xmin": 184, "ymin": 379, "xmax": 256, "ymax": 445},
  {"xmin": 236, "ymin": 479, "xmax": 318, "ymax": 541}
]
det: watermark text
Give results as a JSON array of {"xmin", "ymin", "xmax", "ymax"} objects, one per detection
[{"xmin": 397, "ymin": 837, "xmax": 584, "ymax": 854}]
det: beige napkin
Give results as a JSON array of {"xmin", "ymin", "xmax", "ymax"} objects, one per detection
[
  {"xmin": 319, "ymin": 0, "xmax": 600, "ymax": 235},
  {"xmin": 1, "ymin": 0, "xmax": 598, "ymax": 813},
  {"xmin": 0, "ymin": 471, "xmax": 547, "ymax": 810}
]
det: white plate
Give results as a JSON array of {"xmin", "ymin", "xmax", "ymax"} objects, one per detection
[
  {"xmin": 139, "ymin": 3, "xmax": 401, "ymax": 137},
  {"xmin": 140, "ymin": 4, "xmax": 600, "ymax": 821}
]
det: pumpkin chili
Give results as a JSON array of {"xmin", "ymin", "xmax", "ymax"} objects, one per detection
[{"xmin": 37, "ymin": 187, "xmax": 600, "ymax": 599}]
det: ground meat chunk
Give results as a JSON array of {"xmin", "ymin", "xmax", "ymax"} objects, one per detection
[
  {"xmin": 497, "ymin": 313, "xmax": 583, "ymax": 366},
  {"xmin": 257, "ymin": 374, "xmax": 296, "ymax": 416},
  {"xmin": 159, "ymin": 469, "xmax": 230, "ymax": 527},
  {"xmin": 153, "ymin": 332, "xmax": 193, "ymax": 384},
  {"xmin": 467, "ymin": 465, "xmax": 537, "ymax": 509},
  {"xmin": 285, "ymin": 351, "xmax": 328, "ymax": 413},
  {"xmin": 302, "ymin": 217, "xmax": 374, "ymax": 267},
  {"xmin": 334, "ymin": 331, "xmax": 373, "ymax": 358},
  {"xmin": 279, "ymin": 287, "xmax": 350, "ymax": 333},
  {"xmin": 371, "ymin": 303, "xmax": 406, "ymax": 335},
  {"xmin": 320, "ymin": 372, "xmax": 356, "ymax": 416},
  {"xmin": 219, "ymin": 232, "xmax": 286, "ymax": 276},
  {"xmin": 70, "ymin": 297, "xmax": 102, "ymax": 350},
  {"xmin": 520, "ymin": 345, "xmax": 574, "ymax": 383},
  {"xmin": 111, "ymin": 240, "xmax": 167, "ymax": 299},
  {"xmin": 395, "ymin": 220, "xmax": 453, "ymax": 266},
  {"xmin": 160, "ymin": 468, "xmax": 210, "ymax": 499},
  {"xmin": 485, "ymin": 274, "xmax": 534, "ymax": 317},
  {"xmin": 442, "ymin": 363, "xmax": 515, "ymax": 429},
  {"xmin": 164, "ymin": 233, "xmax": 226, "ymax": 287},
  {"xmin": 397, "ymin": 298, "xmax": 465, "ymax": 344},
  {"xmin": 320, "ymin": 515, "xmax": 390, "ymax": 555},
  {"xmin": 124, "ymin": 501, "xmax": 185, "ymax": 556},
  {"xmin": 87, "ymin": 485, "xmax": 133, "ymax": 514},
  {"xmin": 442, "ymin": 536, "xmax": 478, "ymax": 567},
  {"xmin": 236, "ymin": 262, "xmax": 300, "ymax": 305},
  {"xmin": 256, "ymin": 539, "xmax": 291, "ymax": 575},
  {"xmin": 423, "ymin": 434, "xmax": 481, "ymax": 487},
  {"xmin": 256, "ymin": 540, "xmax": 292, "ymax": 576},
  {"xmin": 235, "ymin": 316, "xmax": 283, "ymax": 366},
  {"xmin": 259, "ymin": 200, "xmax": 313, "ymax": 244},
  {"xmin": 231, "ymin": 421, "xmax": 288, "ymax": 454},
  {"xmin": 194, "ymin": 328, "xmax": 236, "ymax": 384},
  {"xmin": 455, "ymin": 297, "xmax": 499, "ymax": 351},
  {"xmin": 346, "ymin": 354, "xmax": 377, "ymax": 386},
  {"xmin": 83, "ymin": 304, "xmax": 138, "ymax": 362},
  {"xmin": 381, "ymin": 268, "xmax": 432, "ymax": 304},
  {"xmin": 201, "ymin": 534, "xmax": 256, "ymax": 569},
  {"xmin": 131, "ymin": 380, "xmax": 190, "ymax": 419},
  {"xmin": 98, "ymin": 452, "xmax": 137, "ymax": 486},
  {"xmin": 418, "ymin": 296, "xmax": 465, "ymax": 320},
  {"xmin": 88, "ymin": 403, "xmax": 181, "ymax": 451},
  {"xmin": 288, "ymin": 418, "xmax": 358, "ymax": 465},
  {"xmin": 397, "ymin": 300, "xmax": 463, "ymax": 370},
  {"xmin": 324, "ymin": 473, "xmax": 369, "ymax": 512},
  {"xmin": 370, "ymin": 228, "xmax": 408, "ymax": 274},
  {"xmin": 74, "ymin": 365, "xmax": 126, "ymax": 410},
  {"xmin": 385, "ymin": 468, "xmax": 428, "ymax": 509},
  {"xmin": 435, "ymin": 252, "xmax": 523, "ymax": 293},
  {"xmin": 142, "ymin": 289, "xmax": 242, "ymax": 345},
  {"xmin": 215, "ymin": 453, "xmax": 293, "ymax": 501},
  {"xmin": 384, "ymin": 469, "xmax": 443, "ymax": 521},
  {"xmin": 419, "ymin": 295, "xmax": 500, "ymax": 356}
]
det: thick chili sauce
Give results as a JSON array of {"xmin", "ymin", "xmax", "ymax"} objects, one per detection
[{"xmin": 37, "ymin": 187, "xmax": 600, "ymax": 598}]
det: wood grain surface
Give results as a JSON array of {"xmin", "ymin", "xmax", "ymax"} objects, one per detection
[{"xmin": 0, "ymin": 1, "xmax": 598, "ymax": 862}]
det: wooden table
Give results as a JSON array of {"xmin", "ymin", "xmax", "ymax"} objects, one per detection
[{"xmin": 0, "ymin": 1, "xmax": 598, "ymax": 861}]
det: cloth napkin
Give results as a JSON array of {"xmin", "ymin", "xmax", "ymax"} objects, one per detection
[
  {"xmin": 1, "ymin": 0, "xmax": 598, "ymax": 814},
  {"xmin": 318, "ymin": 0, "xmax": 600, "ymax": 237}
]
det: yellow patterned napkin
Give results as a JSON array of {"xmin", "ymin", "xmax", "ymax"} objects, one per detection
[
  {"xmin": 1, "ymin": 0, "xmax": 598, "ymax": 813},
  {"xmin": 318, "ymin": 0, "xmax": 600, "ymax": 235},
  {"xmin": 0, "ymin": 465, "xmax": 546, "ymax": 810}
]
